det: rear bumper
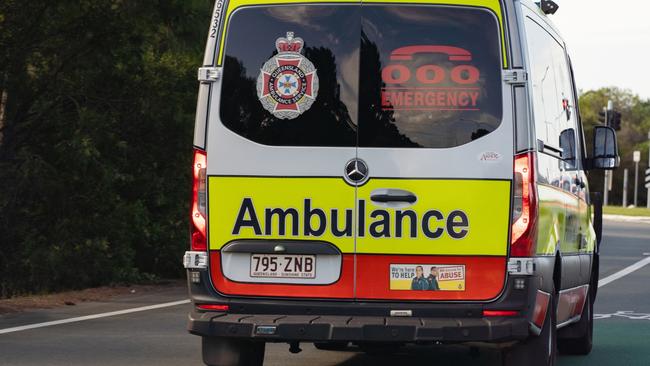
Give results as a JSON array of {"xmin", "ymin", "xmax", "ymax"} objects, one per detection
[
  {"xmin": 186, "ymin": 257, "xmax": 558, "ymax": 344},
  {"xmin": 210, "ymin": 251, "xmax": 507, "ymax": 301},
  {"xmin": 188, "ymin": 310, "xmax": 529, "ymax": 343}
]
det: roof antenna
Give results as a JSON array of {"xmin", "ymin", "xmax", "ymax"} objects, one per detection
[{"xmin": 537, "ymin": 0, "xmax": 559, "ymax": 15}]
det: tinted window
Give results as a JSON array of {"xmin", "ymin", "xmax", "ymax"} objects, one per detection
[
  {"xmin": 220, "ymin": 5, "xmax": 503, "ymax": 149},
  {"xmin": 358, "ymin": 6, "xmax": 503, "ymax": 148},
  {"xmin": 220, "ymin": 5, "xmax": 360, "ymax": 147},
  {"xmin": 525, "ymin": 17, "xmax": 579, "ymax": 168}
]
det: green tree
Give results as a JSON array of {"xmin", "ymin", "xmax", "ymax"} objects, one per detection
[
  {"xmin": 579, "ymin": 87, "xmax": 650, "ymax": 206},
  {"xmin": 0, "ymin": 0, "xmax": 212, "ymax": 297}
]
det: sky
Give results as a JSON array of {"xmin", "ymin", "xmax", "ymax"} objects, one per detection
[{"xmin": 551, "ymin": 0, "xmax": 650, "ymax": 99}]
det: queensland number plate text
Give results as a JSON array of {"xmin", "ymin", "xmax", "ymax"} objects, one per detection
[{"xmin": 250, "ymin": 254, "xmax": 316, "ymax": 278}]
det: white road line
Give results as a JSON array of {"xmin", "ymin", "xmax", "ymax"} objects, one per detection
[
  {"xmin": 0, "ymin": 299, "xmax": 190, "ymax": 335},
  {"xmin": 2, "ymin": 257, "xmax": 649, "ymax": 335},
  {"xmin": 599, "ymin": 256, "xmax": 650, "ymax": 288}
]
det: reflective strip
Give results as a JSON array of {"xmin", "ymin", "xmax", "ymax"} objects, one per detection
[
  {"xmin": 557, "ymin": 284, "xmax": 589, "ymax": 324},
  {"xmin": 532, "ymin": 290, "xmax": 550, "ymax": 329},
  {"xmin": 208, "ymin": 176, "xmax": 511, "ymax": 256},
  {"xmin": 536, "ymin": 184, "xmax": 590, "ymax": 255},
  {"xmin": 356, "ymin": 178, "xmax": 510, "ymax": 256},
  {"xmin": 208, "ymin": 176, "xmax": 356, "ymax": 253}
]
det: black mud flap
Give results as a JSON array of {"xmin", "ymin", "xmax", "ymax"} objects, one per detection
[
  {"xmin": 590, "ymin": 192, "xmax": 603, "ymax": 249},
  {"xmin": 589, "ymin": 192, "xmax": 603, "ymax": 301}
]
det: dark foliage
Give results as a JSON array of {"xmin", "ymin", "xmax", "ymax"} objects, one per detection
[{"xmin": 0, "ymin": 0, "xmax": 212, "ymax": 297}]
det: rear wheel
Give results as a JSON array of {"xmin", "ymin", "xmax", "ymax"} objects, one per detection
[
  {"xmin": 503, "ymin": 291, "xmax": 557, "ymax": 366},
  {"xmin": 202, "ymin": 337, "xmax": 265, "ymax": 366},
  {"xmin": 558, "ymin": 292, "xmax": 593, "ymax": 355}
]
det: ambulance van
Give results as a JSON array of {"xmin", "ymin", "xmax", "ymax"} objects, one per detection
[{"xmin": 183, "ymin": 0, "xmax": 620, "ymax": 365}]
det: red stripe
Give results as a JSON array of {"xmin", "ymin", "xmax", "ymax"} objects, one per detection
[
  {"xmin": 210, "ymin": 252, "xmax": 505, "ymax": 301},
  {"xmin": 355, "ymin": 255, "xmax": 505, "ymax": 301}
]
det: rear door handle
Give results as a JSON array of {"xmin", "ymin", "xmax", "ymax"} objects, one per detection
[
  {"xmin": 370, "ymin": 189, "xmax": 417, "ymax": 204},
  {"xmin": 371, "ymin": 193, "xmax": 417, "ymax": 203}
]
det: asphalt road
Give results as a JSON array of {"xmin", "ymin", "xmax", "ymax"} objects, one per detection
[{"xmin": 1, "ymin": 219, "xmax": 649, "ymax": 366}]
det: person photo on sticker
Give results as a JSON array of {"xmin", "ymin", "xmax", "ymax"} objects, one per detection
[
  {"xmin": 428, "ymin": 266, "xmax": 440, "ymax": 291},
  {"xmin": 411, "ymin": 266, "xmax": 429, "ymax": 290}
]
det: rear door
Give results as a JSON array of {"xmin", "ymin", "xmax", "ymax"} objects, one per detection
[
  {"xmin": 354, "ymin": 0, "xmax": 513, "ymax": 301},
  {"xmin": 206, "ymin": 3, "xmax": 361, "ymax": 299}
]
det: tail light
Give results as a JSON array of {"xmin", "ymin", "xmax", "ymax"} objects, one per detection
[
  {"xmin": 197, "ymin": 304, "xmax": 229, "ymax": 312},
  {"xmin": 191, "ymin": 149, "xmax": 207, "ymax": 251},
  {"xmin": 511, "ymin": 152, "xmax": 537, "ymax": 257},
  {"xmin": 483, "ymin": 310, "xmax": 519, "ymax": 317}
]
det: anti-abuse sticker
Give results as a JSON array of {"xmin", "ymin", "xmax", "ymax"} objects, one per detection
[{"xmin": 390, "ymin": 264, "xmax": 465, "ymax": 291}]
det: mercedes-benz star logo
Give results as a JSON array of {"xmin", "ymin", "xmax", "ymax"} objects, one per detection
[{"xmin": 344, "ymin": 159, "xmax": 369, "ymax": 185}]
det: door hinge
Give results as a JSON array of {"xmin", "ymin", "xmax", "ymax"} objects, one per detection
[
  {"xmin": 503, "ymin": 69, "xmax": 528, "ymax": 85},
  {"xmin": 198, "ymin": 67, "xmax": 221, "ymax": 83},
  {"xmin": 508, "ymin": 258, "xmax": 535, "ymax": 275},
  {"xmin": 183, "ymin": 251, "xmax": 208, "ymax": 270}
]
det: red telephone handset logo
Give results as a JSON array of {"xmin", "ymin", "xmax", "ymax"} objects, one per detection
[
  {"xmin": 381, "ymin": 45, "xmax": 480, "ymax": 85},
  {"xmin": 380, "ymin": 45, "xmax": 482, "ymax": 111},
  {"xmin": 390, "ymin": 45, "xmax": 473, "ymax": 62}
]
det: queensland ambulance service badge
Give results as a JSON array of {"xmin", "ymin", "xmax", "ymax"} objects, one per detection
[{"xmin": 256, "ymin": 32, "xmax": 319, "ymax": 120}]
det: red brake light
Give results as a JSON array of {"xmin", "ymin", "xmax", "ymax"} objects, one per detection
[
  {"xmin": 511, "ymin": 152, "xmax": 537, "ymax": 257},
  {"xmin": 483, "ymin": 310, "xmax": 519, "ymax": 317},
  {"xmin": 197, "ymin": 304, "xmax": 229, "ymax": 312},
  {"xmin": 191, "ymin": 149, "xmax": 207, "ymax": 251}
]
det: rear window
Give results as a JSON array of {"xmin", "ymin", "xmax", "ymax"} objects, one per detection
[
  {"xmin": 219, "ymin": 5, "xmax": 360, "ymax": 147},
  {"xmin": 220, "ymin": 5, "xmax": 503, "ymax": 148},
  {"xmin": 358, "ymin": 6, "xmax": 503, "ymax": 148}
]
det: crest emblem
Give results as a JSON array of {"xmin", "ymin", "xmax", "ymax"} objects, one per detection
[{"xmin": 256, "ymin": 32, "xmax": 319, "ymax": 120}]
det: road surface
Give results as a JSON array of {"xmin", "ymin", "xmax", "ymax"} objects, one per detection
[{"xmin": 1, "ymin": 219, "xmax": 649, "ymax": 365}]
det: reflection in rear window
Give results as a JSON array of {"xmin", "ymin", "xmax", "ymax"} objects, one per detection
[
  {"xmin": 359, "ymin": 6, "xmax": 503, "ymax": 148},
  {"xmin": 219, "ymin": 5, "xmax": 503, "ymax": 148},
  {"xmin": 219, "ymin": 6, "xmax": 360, "ymax": 147}
]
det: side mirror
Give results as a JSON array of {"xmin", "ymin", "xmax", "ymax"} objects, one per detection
[{"xmin": 588, "ymin": 126, "xmax": 620, "ymax": 170}]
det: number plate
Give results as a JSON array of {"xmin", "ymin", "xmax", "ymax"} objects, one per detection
[{"xmin": 250, "ymin": 254, "xmax": 316, "ymax": 279}]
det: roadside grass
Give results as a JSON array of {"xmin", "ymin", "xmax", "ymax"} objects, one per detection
[{"xmin": 603, "ymin": 206, "xmax": 650, "ymax": 217}]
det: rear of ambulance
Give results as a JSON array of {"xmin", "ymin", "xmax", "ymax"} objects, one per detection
[{"xmin": 185, "ymin": 0, "xmax": 541, "ymax": 364}]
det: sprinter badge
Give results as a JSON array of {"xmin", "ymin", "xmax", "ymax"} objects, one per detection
[{"xmin": 256, "ymin": 32, "xmax": 319, "ymax": 119}]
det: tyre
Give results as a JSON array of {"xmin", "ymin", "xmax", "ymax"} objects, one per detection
[
  {"xmin": 558, "ymin": 291, "xmax": 593, "ymax": 355},
  {"xmin": 503, "ymin": 291, "xmax": 557, "ymax": 366},
  {"xmin": 202, "ymin": 337, "xmax": 265, "ymax": 366},
  {"xmin": 314, "ymin": 341, "xmax": 350, "ymax": 351}
]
